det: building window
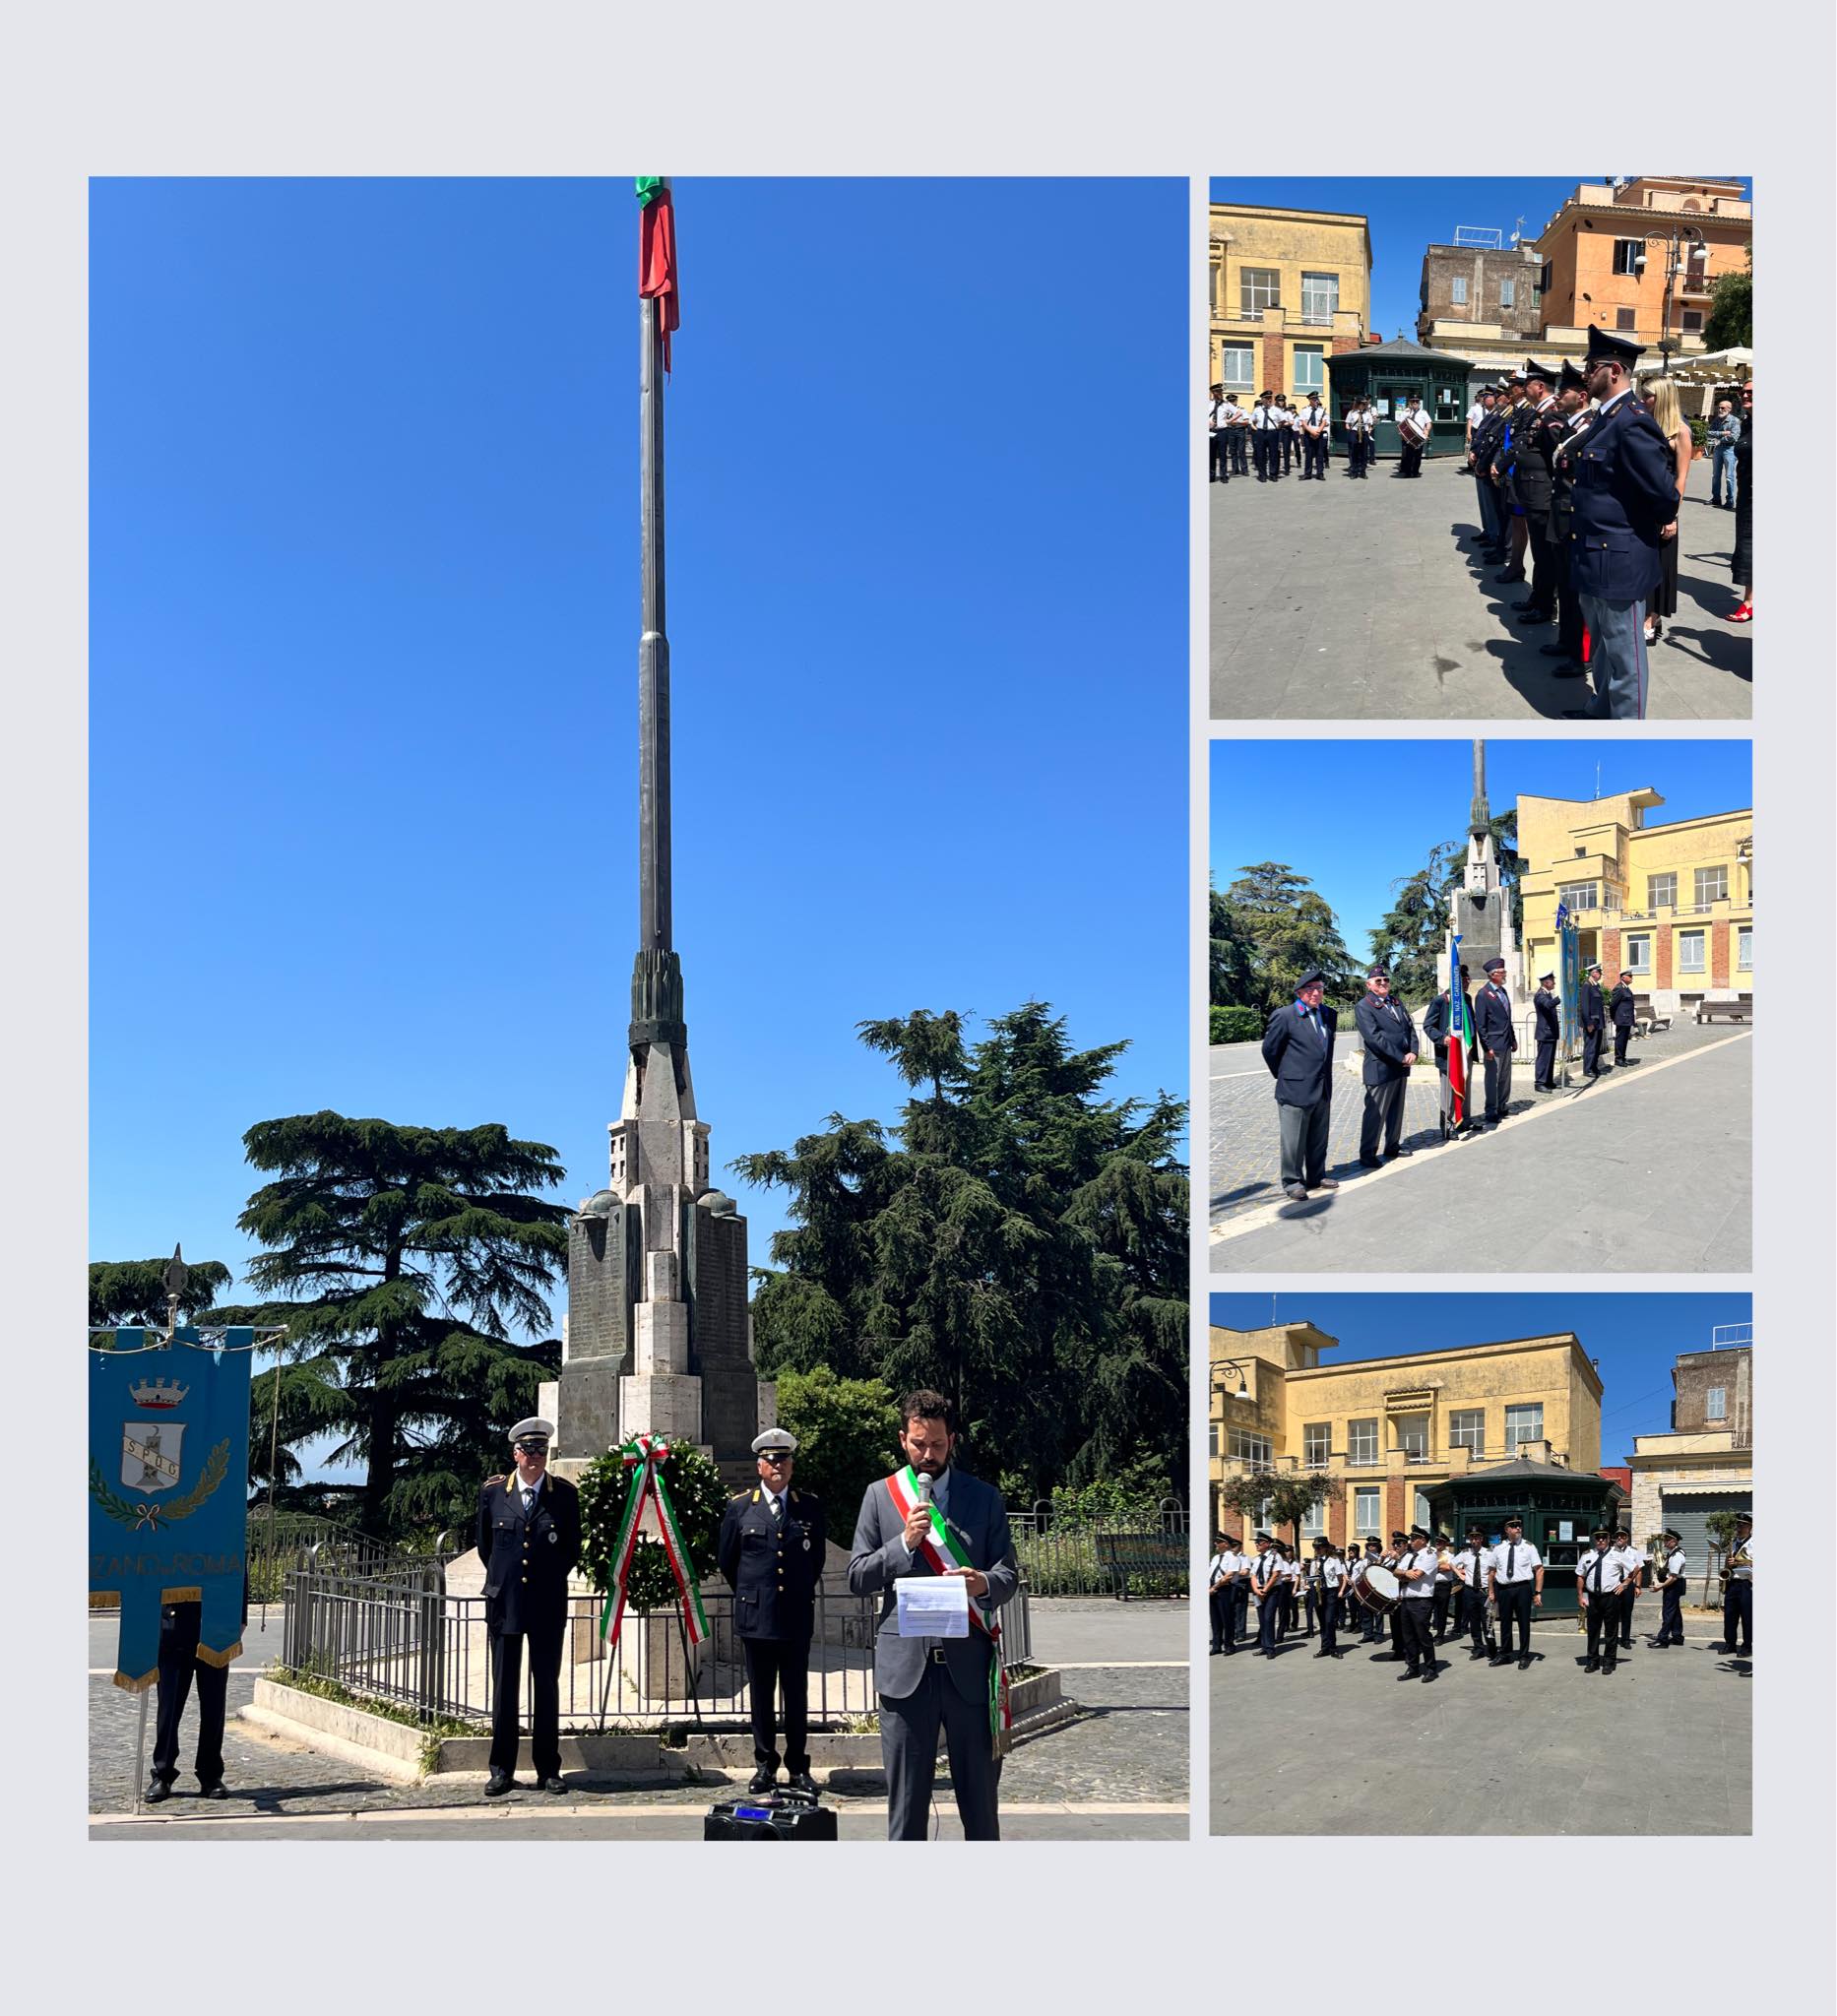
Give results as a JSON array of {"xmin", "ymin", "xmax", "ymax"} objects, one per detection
[
  {"xmin": 1613, "ymin": 239, "xmax": 1644, "ymax": 276},
  {"xmin": 1293, "ymin": 346, "xmax": 1324, "ymax": 394},
  {"xmin": 1348, "ymin": 1418, "xmax": 1378, "ymax": 1467},
  {"xmin": 1504, "ymin": 1404, "xmax": 1544, "ymax": 1454},
  {"xmin": 1706, "ymin": 1386, "xmax": 1727, "ymax": 1422},
  {"xmin": 1230, "ymin": 1430, "xmax": 1272, "ymax": 1466},
  {"xmin": 1354, "ymin": 1486, "xmax": 1380, "ymax": 1537},
  {"xmin": 1300, "ymin": 272, "xmax": 1339, "ymax": 324},
  {"xmin": 1209, "ymin": 1422, "xmax": 1222, "ymax": 1457},
  {"xmin": 1302, "ymin": 1423, "xmax": 1331, "ymax": 1467},
  {"xmin": 1395, "ymin": 1413, "xmax": 1429, "ymax": 1462},
  {"xmin": 1450, "ymin": 276, "xmax": 1468, "ymax": 305},
  {"xmin": 1738, "ymin": 928, "xmax": 1752, "ymax": 969},
  {"xmin": 1220, "ymin": 343, "xmax": 1254, "ymax": 392},
  {"xmin": 1648, "ymin": 873, "xmax": 1677, "ymax": 910},
  {"xmin": 1436, "ymin": 385, "xmax": 1460, "ymax": 416},
  {"xmin": 1624, "ymin": 934, "xmax": 1651, "ymax": 974},
  {"xmin": 1300, "ymin": 1498, "xmax": 1326, "ymax": 1538},
  {"xmin": 1679, "ymin": 930, "xmax": 1706, "ymax": 974},
  {"xmin": 1615, "ymin": 307, "xmax": 1637, "ymax": 331},
  {"xmin": 1681, "ymin": 309, "xmax": 1703, "ymax": 333},
  {"xmin": 1499, "ymin": 276, "xmax": 1516, "ymax": 308},
  {"xmin": 1449, "ymin": 1409, "xmax": 1486, "ymax": 1455},
  {"xmin": 1695, "ymin": 864, "xmax": 1729, "ymax": 905},
  {"xmin": 1540, "ymin": 261, "xmax": 1553, "ymax": 296},
  {"xmin": 1558, "ymin": 882, "xmax": 1600, "ymax": 914},
  {"xmin": 1413, "ymin": 1490, "xmax": 1432, "ymax": 1532},
  {"xmin": 1240, "ymin": 267, "xmax": 1280, "ymax": 316}
]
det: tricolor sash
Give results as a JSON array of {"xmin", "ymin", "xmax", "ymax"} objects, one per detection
[
  {"xmin": 600, "ymin": 1434, "xmax": 709, "ymax": 1651},
  {"xmin": 884, "ymin": 1465, "xmax": 1011, "ymax": 1747}
]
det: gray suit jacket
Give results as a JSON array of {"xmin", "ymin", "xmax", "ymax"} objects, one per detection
[{"xmin": 848, "ymin": 1467, "xmax": 1018, "ymax": 1705}]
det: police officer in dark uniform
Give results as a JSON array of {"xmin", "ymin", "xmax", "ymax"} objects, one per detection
[
  {"xmin": 1473, "ymin": 956, "xmax": 1517, "ymax": 1126},
  {"xmin": 1505, "ymin": 359, "xmax": 1561, "ymax": 625},
  {"xmin": 1609, "ymin": 970, "xmax": 1638, "ymax": 1068},
  {"xmin": 477, "ymin": 1416, "xmax": 582, "ymax": 1797},
  {"xmin": 144, "ymin": 1577, "xmax": 249, "ymax": 1803},
  {"xmin": 1471, "ymin": 384, "xmax": 1512, "ymax": 560},
  {"xmin": 1579, "ymin": 962, "xmax": 1608, "ymax": 1080},
  {"xmin": 1541, "ymin": 359, "xmax": 1594, "ymax": 677},
  {"xmin": 718, "ymin": 1426, "xmax": 826, "ymax": 1794},
  {"xmin": 1532, "ymin": 971, "xmax": 1560, "ymax": 1091},
  {"xmin": 1567, "ymin": 324, "xmax": 1680, "ymax": 720},
  {"xmin": 1353, "ymin": 964, "xmax": 1418, "ymax": 1166}
]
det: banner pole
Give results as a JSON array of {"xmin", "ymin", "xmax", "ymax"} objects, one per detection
[{"xmin": 132, "ymin": 1689, "xmax": 150, "ymax": 1813}]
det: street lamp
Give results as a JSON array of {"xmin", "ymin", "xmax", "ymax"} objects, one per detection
[
  {"xmin": 1633, "ymin": 224, "xmax": 1707, "ymax": 377},
  {"xmin": 1213, "ymin": 1358, "xmax": 1252, "ymax": 1402}
]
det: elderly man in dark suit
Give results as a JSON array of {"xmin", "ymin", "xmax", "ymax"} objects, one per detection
[
  {"xmin": 1579, "ymin": 962, "xmax": 1608, "ymax": 1080},
  {"xmin": 1473, "ymin": 957, "xmax": 1518, "ymax": 1126},
  {"xmin": 1261, "ymin": 969, "xmax": 1340, "ymax": 1202},
  {"xmin": 1353, "ymin": 964, "xmax": 1418, "ymax": 1167},
  {"xmin": 848, "ymin": 1389, "xmax": 1018, "ymax": 1840},
  {"xmin": 477, "ymin": 1416, "xmax": 581, "ymax": 1798},
  {"xmin": 1532, "ymin": 971, "xmax": 1561, "ymax": 1091}
]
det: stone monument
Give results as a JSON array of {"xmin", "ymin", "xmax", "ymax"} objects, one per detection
[
  {"xmin": 546, "ymin": 190, "xmax": 771, "ymax": 1485},
  {"xmin": 1445, "ymin": 738, "xmax": 1523, "ymax": 1005}
]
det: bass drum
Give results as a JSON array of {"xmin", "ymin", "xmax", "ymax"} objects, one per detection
[{"xmin": 1354, "ymin": 1564, "xmax": 1402, "ymax": 1615}]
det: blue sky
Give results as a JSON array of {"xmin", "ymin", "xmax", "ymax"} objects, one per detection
[
  {"xmin": 91, "ymin": 177, "xmax": 1189, "ymax": 1330},
  {"xmin": 1210, "ymin": 1292, "xmax": 1752, "ymax": 1458},
  {"xmin": 1211, "ymin": 738, "xmax": 1752, "ymax": 959},
  {"xmin": 1209, "ymin": 178, "xmax": 1752, "ymax": 346}
]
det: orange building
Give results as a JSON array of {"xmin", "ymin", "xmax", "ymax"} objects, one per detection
[{"xmin": 1532, "ymin": 177, "xmax": 1749, "ymax": 358}]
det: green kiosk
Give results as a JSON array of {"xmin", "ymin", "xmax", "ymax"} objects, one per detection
[
  {"xmin": 1330, "ymin": 337, "xmax": 1473, "ymax": 462},
  {"xmin": 1427, "ymin": 1455, "xmax": 1628, "ymax": 1617}
]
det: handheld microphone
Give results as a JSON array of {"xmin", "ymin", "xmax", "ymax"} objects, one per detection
[{"xmin": 914, "ymin": 1472, "xmax": 932, "ymax": 1509}]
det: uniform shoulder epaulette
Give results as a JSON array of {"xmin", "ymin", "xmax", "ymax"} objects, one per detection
[{"xmin": 729, "ymin": 1488, "xmax": 750, "ymax": 1501}]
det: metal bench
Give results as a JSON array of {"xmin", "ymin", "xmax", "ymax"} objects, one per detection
[{"xmin": 1093, "ymin": 1531, "xmax": 1189, "ymax": 1602}]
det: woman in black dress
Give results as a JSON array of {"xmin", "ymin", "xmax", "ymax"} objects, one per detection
[
  {"xmin": 1725, "ymin": 382, "xmax": 1753, "ymax": 622},
  {"xmin": 1644, "ymin": 378, "xmax": 1691, "ymax": 645}
]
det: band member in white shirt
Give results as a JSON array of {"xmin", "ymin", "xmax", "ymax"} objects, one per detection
[
  {"xmin": 1209, "ymin": 384, "xmax": 1233, "ymax": 484},
  {"xmin": 1396, "ymin": 394, "xmax": 1430, "ymax": 477},
  {"xmin": 1209, "ymin": 1534, "xmax": 1242, "ymax": 1653},
  {"xmin": 1275, "ymin": 398, "xmax": 1297, "ymax": 474},
  {"xmin": 1488, "ymin": 1515, "xmax": 1543, "ymax": 1670},
  {"xmin": 1344, "ymin": 397, "xmax": 1371, "ymax": 480},
  {"xmin": 1394, "ymin": 1526, "xmax": 1441, "ymax": 1682},
  {"xmin": 1453, "ymin": 1525, "xmax": 1495, "ymax": 1659},
  {"xmin": 1652, "ymin": 1529, "xmax": 1688, "ymax": 1648},
  {"xmin": 1313, "ymin": 1543, "xmax": 1348, "ymax": 1659},
  {"xmin": 1251, "ymin": 392, "xmax": 1279, "ymax": 481},
  {"xmin": 1612, "ymin": 1525, "xmax": 1642, "ymax": 1649},
  {"xmin": 1299, "ymin": 393, "xmax": 1330, "ymax": 479},
  {"xmin": 1251, "ymin": 1532, "xmax": 1284, "ymax": 1654},
  {"xmin": 1578, "ymin": 1527, "xmax": 1631, "ymax": 1673},
  {"xmin": 1722, "ymin": 1514, "xmax": 1751, "ymax": 1657},
  {"xmin": 1224, "ymin": 393, "xmax": 1250, "ymax": 473}
]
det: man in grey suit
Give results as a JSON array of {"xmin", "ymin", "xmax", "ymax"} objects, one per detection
[{"xmin": 848, "ymin": 1388, "xmax": 1019, "ymax": 1840}]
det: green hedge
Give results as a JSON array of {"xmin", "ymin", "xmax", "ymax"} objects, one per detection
[{"xmin": 1210, "ymin": 1006, "xmax": 1261, "ymax": 1045}]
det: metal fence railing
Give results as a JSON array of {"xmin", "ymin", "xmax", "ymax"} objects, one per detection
[
  {"xmin": 279, "ymin": 1565, "xmax": 1037, "ymax": 1733},
  {"xmin": 1009, "ymin": 1500, "xmax": 1189, "ymax": 1599}
]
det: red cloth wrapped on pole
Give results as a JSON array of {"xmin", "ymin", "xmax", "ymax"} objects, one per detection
[{"xmin": 637, "ymin": 177, "xmax": 680, "ymax": 372}]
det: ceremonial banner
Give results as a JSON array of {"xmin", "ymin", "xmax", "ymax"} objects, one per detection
[
  {"xmin": 90, "ymin": 1327, "xmax": 252, "ymax": 1689},
  {"xmin": 1557, "ymin": 905, "xmax": 1581, "ymax": 1056},
  {"xmin": 636, "ymin": 176, "xmax": 680, "ymax": 370}
]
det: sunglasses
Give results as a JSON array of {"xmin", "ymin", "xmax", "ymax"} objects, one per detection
[
  {"xmin": 514, "ymin": 1440, "xmax": 548, "ymax": 1454},
  {"xmin": 759, "ymin": 1451, "xmax": 792, "ymax": 1465}
]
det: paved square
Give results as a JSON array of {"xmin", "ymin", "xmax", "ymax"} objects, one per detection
[
  {"xmin": 1212, "ymin": 1612, "xmax": 1750, "ymax": 1835},
  {"xmin": 1211, "ymin": 1023, "xmax": 1750, "ymax": 1272},
  {"xmin": 1211, "ymin": 449, "xmax": 1751, "ymax": 720}
]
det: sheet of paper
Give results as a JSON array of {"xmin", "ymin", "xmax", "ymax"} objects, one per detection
[{"xmin": 895, "ymin": 1574, "xmax": 971, "ymax": 1638}]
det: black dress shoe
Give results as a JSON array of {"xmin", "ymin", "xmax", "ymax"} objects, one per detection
[
  {"xmin": 539, "ymin": 1775, "xmax": 568, "ymax": 1794},
  {"xmin": 1383, "ymin": 1147, "xmax": 1414, "ymax": 1160},
  {"xmin": 1283, "ymin": 1183, "xmax": 1308, "ymax": 1201},
  {"xmin": 198, "ymin": 1782, "xmax": 229, "ymax": 1801},
  {"xmin": 1489, "ymin": 1656, "xmax": 1510, "ymax": 1668},
  {"xmin": 1400, "ymin": 1667, "xmax": 1420, "ymax": 1680},
  {"xmin": 1585, "ymin": 1659, "xmax": 1600, "ymax": 1672},
  {"xmin": 1421, "ymin": 1670, "xmax": 1436, "ymax": 1683},
  {"xmin": 484, "ymin": 1771, "xmax": 515, "ymax": 1797},
  {"xmin": 1518, "ymin": 1656, "xmax": 1533, "ymax": 1670},
  {"xmin": 748, "ymin": 1769, "xmax": 777, "ymax": 1794},
  {"xmin": 144, "ymin": 1780, "xmax": 172, "ymax": 1804},
  {"xmin": 788, "ymin": 1772, "xmax": 818, "ymax": 1796},
  {"xmin": 1358, "ymin": 1157, "xmax": 1382, "ymax": 1169},
  {"xmin": 1311, "ymin": 1175, "xmax": 1340, "ymax": 1190}
]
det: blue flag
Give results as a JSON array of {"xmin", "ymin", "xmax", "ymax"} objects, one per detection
[{"xmin": 90, "ymin": 1327, "xmax": 252, "ymax": 1689}]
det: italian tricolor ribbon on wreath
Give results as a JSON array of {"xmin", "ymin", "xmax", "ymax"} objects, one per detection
[
  {"xmin": 885, "ymin": 1464, "xmax": 1011, "ymax": 1748},
  {"xmin": 600, "ymin": 1434, "xmax": 709, "ymax": 1651}
]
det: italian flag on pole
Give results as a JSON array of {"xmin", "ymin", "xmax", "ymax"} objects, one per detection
[
  {"xmin": 883, "ymin": 1465, "xmax": 1011, "ymax": 1745},
  {"xmin": 636, "ymin": 176, "xmax": 680, "ymax": 370}
]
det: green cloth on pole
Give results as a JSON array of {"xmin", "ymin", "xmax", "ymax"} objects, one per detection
[{"xmin": 635, "ymin": 177, "xmax": 664, "ymax": 207}]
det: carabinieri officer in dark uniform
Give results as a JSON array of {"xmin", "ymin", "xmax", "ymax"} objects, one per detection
[
  {"xmin": 1579, "ymin": 962, "xmax": 1608, "ymax": 1080},
  {"xmin": 1533, "ymin": 971, "xmax": 1560, "ymax": 1091},
  {"xmin": 1567, "ymin": 324, "xmax": 1680, "ymax": 721},
  {"xmin": 477, "ymin": 1416, "xmax": 581, "ymax": 1797},
  {"xmin": 718, "ymin": 1426, "xmax": 826, "ymax": 1795},
  {"xmin": 1609, "ymin": 970, "xmax": 1638, "ymax": 1068}
]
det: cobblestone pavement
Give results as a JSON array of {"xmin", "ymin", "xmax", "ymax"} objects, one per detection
[
  {"xmin": 1211, "ymin": 1019, "xmax": 1749, "ymax": 1271},
  {"xmin": 90, "ymin": 1600, "xmax": 1189, "ymax": 1838},
  {"xmin": 1211, "ymin": 450, "xmax": 1751, "ymax": 721},
  {"xmin": 1212, "ymin": 1612, "xmax": 1749, "ymax": 1835}
]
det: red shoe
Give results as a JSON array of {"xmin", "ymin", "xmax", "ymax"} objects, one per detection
[{"xmin": 1724, "ymin": 602, "xmax": 1753, "ymax": 623}]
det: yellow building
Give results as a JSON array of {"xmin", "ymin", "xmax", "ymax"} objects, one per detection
[
  {"xmin": 1209, "ymin": 1321, "xmax": 1602, "ymax": 1552},
  {"xmin": 1210, "ymin": 204, "xmax": 1370, "ymax": 406},
  {"xmin": 1518, "ymin": 788, "xmax": 1753, "ymax": 1013}
]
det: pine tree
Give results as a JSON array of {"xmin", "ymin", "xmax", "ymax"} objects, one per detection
[
  {"xmin": 737, "ymin": 1004, "xmax": 1188, "ymax": 1501},
  {"xmin": 1219, "ymin": 862, "xmax": 1357, "ymax": 1013},
  {"xmin": 91, "ymin": 1257, "xmax": 234, "ymax": 1328},
  {"xmin": 213, "ymin": 1112, "xmax": 569, "ymax": 1538}
]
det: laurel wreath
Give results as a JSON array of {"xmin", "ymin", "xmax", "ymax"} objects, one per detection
[{"xmin": 91, "ymin": 1439, "xmax": 230, "ymax": 1531}]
